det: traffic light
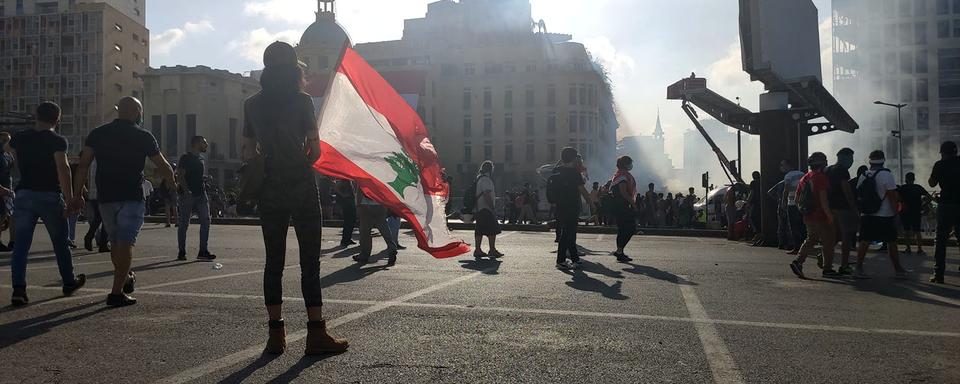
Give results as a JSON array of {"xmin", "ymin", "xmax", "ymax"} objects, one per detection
[{"xmin": 701, "ymin": 172, "xmax": 709, "ymax": 189}]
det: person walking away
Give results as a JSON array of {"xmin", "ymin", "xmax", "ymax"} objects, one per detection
[
  {"xmin": 74, "ymin": 97, "xmax": 174, "ymax": 307},
  {"xmin": 928, "ymin": 141, "xmax": 960, "ymax": 284},
  {"xmin": 898, "ymin": 172, "xmax": 931, "ymax": 255},
  {"xmin": 789, "ymin": 152, "xmax": 839, "ymax": 278},
  {"xmin": 0, "ymin": 132, "xmax": 14, "ymax": 252},
  {"xmin": 241, "ymin": 42, "xmax": 347, "ymax": 355},
  {"xmin": 82, "ymin": 159, "xmax": 109, "ymax": 253},
  {"xmin": 335, "ymin": 179, "xmax": 357, "ymax": 246},
  {"xmin": 610, "ymin": 156, "xmax": 636, "ymax": 262},
  {"xmin": 853, "ymin": 150, "xmax": 907, "ymax": 279},
  {"xmin": 781, "ymin": 160, "xmax": 806, "ymax": 254},
  {"xmin": 354, "ymin": 191, "xmax": 397, "ymax": 265},
  {"xmin": 6, "ymin": 102, "xmax": 87, "ymax": 306},
  {"xmin": 552, "ymin": 148, "xmax": 593, "ymax": 270},
  {"xmin": 747, "ymin": 171, "xmax": 763, "ymax": 246},
  {"xmin": 824, "ymin": 148, "xmax": 858, "ymax": 275},
  {"xmin": 141, "ymin": 178, "xmax": 154, "ymax": 216},
  {"xmin": 177, "ymin": 136, "xmax": 216, "ymax": 262},
  {"xmin": 473, "ymin": 161, "xmax": 503, "ymax": 259}
]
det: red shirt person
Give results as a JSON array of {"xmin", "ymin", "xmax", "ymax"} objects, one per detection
[{"xmin": 790, "ymin": 152, "xmax": 838, "ymax": 279}]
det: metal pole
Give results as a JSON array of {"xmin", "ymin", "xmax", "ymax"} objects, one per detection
[
  {"xmin": 737, "ymin": 130, "xmax": 742, "ymax": 176},
  {"xmin": 897, "ymin": 106, "xmax": 904, "ymax": 183}
]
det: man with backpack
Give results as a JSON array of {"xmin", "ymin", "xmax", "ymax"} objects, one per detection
[
  {"xmin": 549, "ymin": 148, "xmax": 593, "ymax": 270},
  {"xmin": 789, "ymin": 152, "xmax": 838, "ymax": 278},
  {"xmin": 825, "ymin": 148, "xmax": 858, "ymax": 275},
  {"xmin": 473, "ymin": 161, "xmax": 503, "ymax": 259},
  {"xmin": 854, "ymin": 150, "xmax": 907, "ymax": 279},
  {"xmin": 929, "ymin": 141, "xmax": 960, "ymax": 284}
]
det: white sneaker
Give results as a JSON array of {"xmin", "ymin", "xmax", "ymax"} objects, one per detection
[{"xmin": 556, "ymin": 261, "xmax": 574, "ymax": 270}]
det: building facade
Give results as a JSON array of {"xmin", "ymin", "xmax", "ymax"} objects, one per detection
[
  {"xmin": 296, "ymin": 0, "xmax": 618, "ymax": 192},
  {"xmin": 833, "ymin": 0, "xmax": 960, "ymax": 176},
  {"xmin": 140, "ymin": 65, "xmax": 261, "ymax": 190},
  {"xmin": 0, "ymin": 0, "xmax": 148, "ymax": 154}
]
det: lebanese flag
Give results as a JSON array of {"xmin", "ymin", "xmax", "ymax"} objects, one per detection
[{"xmin": 313, "ymin": 47, "xmax": 470, "ymax": 259}]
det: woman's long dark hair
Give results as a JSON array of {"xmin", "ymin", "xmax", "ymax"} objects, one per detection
[{"xmin": 259, "ymin": 64, "xmax": 305, "ymax": 96}]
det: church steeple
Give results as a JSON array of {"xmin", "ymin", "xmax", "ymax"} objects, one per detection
[
  {"xmin": 317, "ymin": 0, "xmax": 335, "ymax": 21},
  {"xmin": 653, "ymin": 109, "xmax": 664, "ymax": 141}
]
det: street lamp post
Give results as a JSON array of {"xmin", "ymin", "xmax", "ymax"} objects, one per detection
[{"xmin": 874, "ymin": 101, "xmax": 907, "ymax": 183}]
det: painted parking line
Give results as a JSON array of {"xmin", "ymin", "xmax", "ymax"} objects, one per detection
[
  {"xmin": 678, "ymin": 276, "xmax": 745, "ymax": 384},
  {"xmin": 151, "ymin": 266, "xmax": 499, "ymax": 384}
]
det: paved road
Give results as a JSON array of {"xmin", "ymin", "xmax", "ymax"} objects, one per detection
[{"xmin": 0, "ymin": 224, "xmax": 958, "ymax": 383}]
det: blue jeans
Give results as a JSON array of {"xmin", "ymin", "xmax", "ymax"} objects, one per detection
[
  {"xmin": 10, "ymin": 190, "xmax": 77, "ymax": 288},
  {"xmin": 100, "ymin": 201, "xmax": 146, "ymax": 245},
  {"xmin": 178, "ymin": 194, "xmax": 210, "ymax": 253},
  {"xmin": 387, "ymin": 215, "xmax": 401, "ymax": 248}
]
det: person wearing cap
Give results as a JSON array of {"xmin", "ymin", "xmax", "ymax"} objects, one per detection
[
  {"xmin": 929, "ymin": 141, "xmax": 960, "ymax": 284},
  {"xmin": 854, "ymin": 150, "xmax": 907, "ymax": 279},
  {"xmin": 789, "ymin": 152, "xmax": 838, "ymax": 279},
  {"xmin": 242, "ymin": 41, "xmax": 348, "ymax": 355}
]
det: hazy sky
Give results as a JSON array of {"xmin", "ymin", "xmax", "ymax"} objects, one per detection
[{"xmin": 147, "ymin": 0, "xmax": 832, "ymax": 168}]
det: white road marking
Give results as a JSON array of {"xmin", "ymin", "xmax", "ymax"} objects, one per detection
[
  {"xmin": 678, "ymin": 276, "xmax": 745, "ymax": 384},
  {"xmin": 151, "ymin": 267, "xmax": 497, "ymax": 384},
  {"xmin": 596, "ymin": 234, "xmax": 606, "ymax": 242}
]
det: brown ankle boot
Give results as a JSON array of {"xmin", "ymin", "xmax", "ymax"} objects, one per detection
[
  {"xmin": 304, "ymin": 320, "xmax": 349, "ymax": 355},
  {"xmin": 264, "ymin": 319, "xmax": 286, "ymax": 355}
]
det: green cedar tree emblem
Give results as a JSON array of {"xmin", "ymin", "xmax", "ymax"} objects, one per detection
[{"xmin": 385, "ymin": 152, "xmax": 420, "ymax": 195}]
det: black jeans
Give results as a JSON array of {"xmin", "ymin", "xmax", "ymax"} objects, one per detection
[
  {"xmin": 339, "ymin": 200, "xmax": 356, "ymax": 245},
  {"xmin": 787, "ymin": 205, "xmax": 806, "ymax": 249},
  {"xmin": 556, "ymin": 209, "xmax": 579, "ymax": 263},
  {"xmin": 934, "ymin": 203, "xmax": 960, "ymax": 279},
  {"xmin": 616, "ymin": 209, "xmax": 636, "ymax": 249},
  {"xmin": 260, "ymin": 177, "xmax": 323, "ymax": 308}
]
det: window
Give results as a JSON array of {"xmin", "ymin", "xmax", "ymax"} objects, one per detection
[
  {"xmin": 505, "ymin": 143, "xmax": 514, "ymax": 162},
  {"xmin": 547, "ymin": 85, "xmax": 556, "ymax": 107},
  {"xmin": 548, "ymin": 142, "xmax": 557, "ymax": 161},
  {"xmin": 916, "ymin": 22, "xmax": 928, "ymax": 45},
  {"xmin": 525, "ymin": 86, "xmax": 534, "ymax": 108},
  {"xmin": 939, "ymin": 20, "xmax": 951, "ymax": 39},
  {"xmin": 151, "ymin": 115, "xmax": 162, "ymax": 149},
  {"xmin": 186, "ymin": 114, "xmax": 197, "ymax": 152},
  {"xmin": 547, "ymin": 112, "xmax": 556, "ymax": 133},
  {"xmin": 165, "ymin": 114, "xmax": 178, "ymax": 155},
  {"xmin": 526, "ymin": 113, "xmax": 535, "ymax": 136},
  {"xmin": 939, "ymin": 0, "xmax": 950, "ymax": 15},
  {"xmin": 916, "ymin": 0, "xmax": 928, "ymax": 16},
  {"xmin": 569, "ymin": 85, "xmax": 577, "ymax": 105},
  {"xmin": 579, "ymin": 85, "xmax": 587, "ymax": 106},
  {"xmin": 918, "ymin": 78, "xmax": 929, "ymax": 101},
  {"xmin": 580, "ymin": 114, "xmax": 588, "ymax": 133},
  {"xmin": 483, "ymin": 87, "xmax": 492, "ymax": 109},
  {"xmin": 463, "ymin": 115, "xmax": 472, "ymax": 137},
  {"xmin": 901, "ymin": 79, "xmax": 914, "ymax": 102},
  {"xmin": 229, "ymin": 118, "xmax": 238, "ymax": 159},
  {"xmin": 464, "ymin": 64, "xmax": 476, "ymax": 76},
  {"xmin": 114, "ymin": 64, "xmax": 122, "ymax": 72},
  {"xmin": 483, "ymin": 114, "xmax": 492, "ymax": 136},
  {"xmin": 504, "ymin": 88, "xmax": 513, "ymax": 108},
  {"xmin": 917, "ymin": 50, "xmax": 929, "ymax": 73},
  {"xmin": 526, "ymin": 142, "xmax": 535, "ymax": 161},
  {"xmin": 463, "ymin": 88, "xmax": 471, "ymax": 109},
  {"xmin": 484, "ymin": 141, "xmax": 492, "ymax": 160},
  {"xmin": 114, "ymin": 23, "xmax": 123, "ymax": 32},
  {"xmin": 463, "ymin": 142, "xmax": 472, "ymax": 162},
  {"xmin": 917, "ymin": 107, "xmax": 930, "ymax": 130},
  {"xmin": 505, "ymin": 113, "xmax": 514, "ymax": 136},
  {"xmin": 899, "ymin": 0, "xmax": 912, "ymax": 17},
  {"xmin": 569, "ymin": 111, "xmax": 578, "ymax": 132},
  {"xmin": 114, "ymin": 44, "xmax": 122, "ymax": 52},
  {"xmin": 901, "ymin": 51, "xmax": 913, "ymax": 73}
]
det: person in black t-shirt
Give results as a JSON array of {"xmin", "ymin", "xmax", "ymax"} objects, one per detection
[
  {"xmin": 929, "ymin": 141, "xmax": 960, "ymax": 283},
  {"xmin": 74, "ymin": 97, "xmax": 177, "ymax": 307},
  {"xmin": 176, "ymin": 136, "xmax": 216, "ymax": 262},
  {"xmin": 6, "ymin": 102, "xmax": 86, "ymax": 306},
  {"xmin": 825, "ymin": 148, "xmax": 858, "ymax": 275},
  {"xmin": 554, "ymin": 147, "xmax": 593, "ymax": 270},
  {"xmin": 898, "ymin": 172, "xmax": 931, "ymax": 255}
]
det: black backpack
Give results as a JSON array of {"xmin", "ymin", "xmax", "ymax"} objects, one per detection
[
  {"xmin": 461, "ymin": 176, "xmax": 482, "ymax": 214},
  {"xmin": 546, "ymin": 172, "xmax": 563, "ymax": 204},
  {"xmin": 797, "ymin": 178, "xmax": 817, "ymax": 216},
  {"xmin": 856, "ymin": 169, "xmax": 889, "ymax": 215}
]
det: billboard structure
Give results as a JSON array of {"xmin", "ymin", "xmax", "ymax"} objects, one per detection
[{"xmin": 668, "ymin": 0, "xmax": 858, "ymax": 245}]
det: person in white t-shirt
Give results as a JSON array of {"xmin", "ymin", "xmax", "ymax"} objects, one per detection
[
  {"xmin": 473, "ymin": 161, "xmax": 503, "ymax": 259},
  {"xmin": 780, "ymin": 159, "xmax": 806, "ymax": 254},
  {"xmin": 854, "ymin": 150, "xmax": 907, "ymax": 279}
]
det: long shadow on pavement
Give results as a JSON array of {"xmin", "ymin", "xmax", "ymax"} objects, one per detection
[
  {"xmin": 42, "ymin": 259, "xmax": 196, "ymax": 286},
  {"xmin": 0, "ymin": 301, "xmax": 107, "ymax": 348},
  {"xmin": 621, "ymin": 262, "xmax": 687, "ymax": 285},
  {"xmin": 320, "ymin": 262, "xmax": 388, "ymax": 289},
  {"xmin": 217, "ymin": 354, "xmax": 281, "ymax": 384},
  {"xmin": 562, "ymin": 269, "xmax": 628, "ymax": 300},
  {"xmin": 459, "ymin": 258, "xmax": 502, "ymax": 275},
  {"xmin": 265, "ymin": 353, "xmax": 342, "ymax": 383}
]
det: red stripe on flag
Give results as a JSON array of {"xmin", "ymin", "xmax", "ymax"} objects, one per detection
[
  {"xmin": 336, "ymin": 48, "xmax": 447, "ymax": 197},
  {"xmin": 317, "ymin": 141, "xmax": 469, "ymax": 259}
]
